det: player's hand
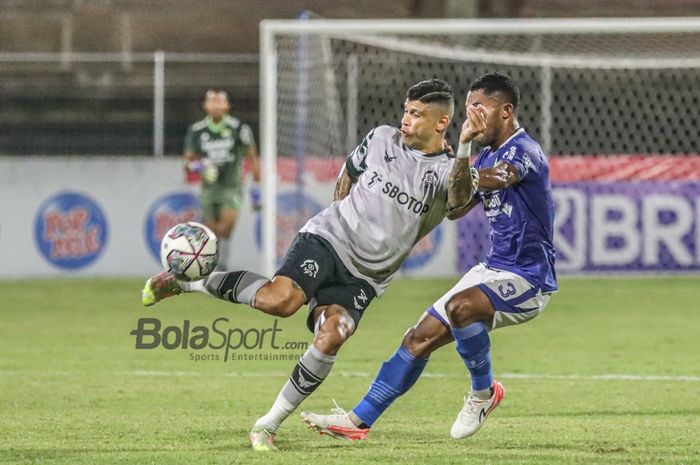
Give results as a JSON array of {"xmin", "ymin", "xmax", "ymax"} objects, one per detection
[
  {"xmin": 460, "ymin": 104, "xmax": 488, "ymax": 144},
  {"xmin": 250, "ymin": 183, "xmax": 262, "ymax": 211}
]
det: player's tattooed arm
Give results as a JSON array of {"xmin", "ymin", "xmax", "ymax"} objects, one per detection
[
  {"xmin": 477, "ymin": 162, "xmax": 520, "ymax": 190},
  {"xmin": 447, "ymin": 197, "xmax": 479, "ymax": 220},
  {"xmin": 334, "ymin": 164, "xmax": 357, "ymax": 201},
  {"xmin": 447, "ymin": 104, "xmax": 487, "ymax": 215},
  {"xmin": 447, "ymin": 157, "xmax": 475, "ymax": 214}
]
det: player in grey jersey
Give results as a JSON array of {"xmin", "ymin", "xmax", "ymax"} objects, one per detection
[{"xmin": 140, "ymin": 79, "xmax": 485, "ymax": 451}]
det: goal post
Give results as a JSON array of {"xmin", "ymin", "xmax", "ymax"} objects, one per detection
[{"xmin": 259, "ymin": 17, "xmax": 700, "ymax": 277}]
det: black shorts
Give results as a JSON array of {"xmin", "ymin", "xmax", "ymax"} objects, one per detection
[{"xmin": 275, "ymin": 233, "xmax": 376, "ymax": 333}]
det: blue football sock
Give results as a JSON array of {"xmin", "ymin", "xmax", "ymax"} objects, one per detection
[
  {"xmin": 352, "ymin": 345, "xmax": 428, "ymax": 427},
  {"xmin": 451, "ymin": 322, "xmax": 493, "ymax": 391}
]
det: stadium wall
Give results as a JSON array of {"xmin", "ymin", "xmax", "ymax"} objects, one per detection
[
  {"xmin": 0, "ymin": 157, "xmax": 455, "ymax": 279},
  {"xmin": 1, "ymin": 156, "xmax": 698, "ymax": 279}
]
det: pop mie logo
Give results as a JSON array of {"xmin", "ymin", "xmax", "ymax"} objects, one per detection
[
  {"xmin": 34, "ymin": 191, "xmax": 108, "ymax": 269},
  {"xmin": 144, "ymin": 192, "xmax": 201, "ymax": 262}
]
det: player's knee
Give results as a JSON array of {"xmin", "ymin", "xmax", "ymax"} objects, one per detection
[
  {"xmin": 219, "ymin": 224, "xmax": 234, "ymax": 238},
  {"xmin": 402, "ymin": 327, "xmax": 440, "ymax": 359},
  {"xmin": 402, "ymin": 327, "xmax": 427, "ymax": 357},
  {"xmin": 315, "ymin": 313, "xmax": 355, "ymax": 351},
  {"xmin": 445, "ymin": 295, "xmax": 477, "ymax": 327},
  {"xmin": 266, "ymin": 288, "xmax": 301, "ymax": 317}
]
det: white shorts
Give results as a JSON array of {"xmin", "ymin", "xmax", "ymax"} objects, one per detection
[{"xmin": 427, "ymin": 263, "xmax": 552, "ymax": 330}]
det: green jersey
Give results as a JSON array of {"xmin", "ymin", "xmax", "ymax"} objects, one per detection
[{"xmin": 184, "ymin": 115, "xmax": 256, "ymax": 188}]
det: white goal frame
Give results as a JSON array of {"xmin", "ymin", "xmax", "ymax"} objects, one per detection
[{"xmin": 259, "ymin": 17, "xmax": 700, "ymax": 276}]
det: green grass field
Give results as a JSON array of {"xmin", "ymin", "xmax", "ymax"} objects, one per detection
[{"xmin": 1, "ymin": 277, "xmax": 699, "ymax": 465}]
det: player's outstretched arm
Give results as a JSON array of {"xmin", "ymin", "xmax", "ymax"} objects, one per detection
[{"xmin": 477, "ymin": 162, "xmax": 520, "ymax": 191}]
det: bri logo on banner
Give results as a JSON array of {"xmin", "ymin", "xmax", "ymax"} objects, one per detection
[
  {"xmin": 34, "ymin": 191, "xmax": 108, "ymax": 269},
  {"xmin": 144, "ymin": 192, "xmax": 201, "ymax": 263}
]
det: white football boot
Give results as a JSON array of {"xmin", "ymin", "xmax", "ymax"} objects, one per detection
[
  {"xmin": 301, "ymin": 401, "xmax": 369, "ymax": 441},
  {"xmin": 450, "ymin": 380, "xmax": 505, "ymax": 439}
]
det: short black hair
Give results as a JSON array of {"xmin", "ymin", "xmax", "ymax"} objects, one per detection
[
  {"xmin": 469, "ymin": 73, "xmax": 520, "ymax": 110},
  {"xmin": 203, "ymin": 88, "xmax": 230, "ymax": 102},
  {"xmin": 406, "ymin": 78, "xmax": 454, "ymax": 105}
]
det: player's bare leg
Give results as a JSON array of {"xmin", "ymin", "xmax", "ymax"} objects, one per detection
[
  {"xmin": 302, "ymin": 312, "xmax": 454, "ymax": 440},
  {"xmin": 445, "ymin": 286, "xmax": 504, "ymax": 439},
  {"xmin": 251, "ymin": 305, "xmax": 355, "ymax": 450},
  {"xmin": 214, "ymin": 208, "xmax": 237, "ymax": 270}
]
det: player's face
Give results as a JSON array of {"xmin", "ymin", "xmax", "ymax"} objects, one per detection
[
  {"xmin": 400, "ymin": 99, "xmax": 444, "ymax": 150},
  {"xmin": 204, "ymin": 92, "xmax": 230, "ymax": 119},
  {"xmin": 465, "ymin": 89, "xmax": 507, "ymax": 147}
]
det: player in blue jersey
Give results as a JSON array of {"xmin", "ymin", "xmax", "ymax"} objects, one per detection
[{"xmin": 301, "ymin": 72, "xmax": 557, "ymax": 440}]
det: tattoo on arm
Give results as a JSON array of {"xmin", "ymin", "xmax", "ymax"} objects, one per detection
[
  {"xmin": 290, "ymin": 279, "xmax": 308, "ymax": 302},
  {"xmin": 334, "ymin": 165, "xmax": 356, "ymax": 201},
  {"xmin": 447, "ymin": 157, "xmax": 474, "ymax": 213}
]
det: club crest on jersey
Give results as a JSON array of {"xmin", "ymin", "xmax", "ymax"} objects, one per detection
[
  {"xmin": 421, "ymin": 170, "xmax": 439, "ymax": 195},
  {"xmin": 300, "ymin": 259, "xmax": 319, "ymax": 278}
]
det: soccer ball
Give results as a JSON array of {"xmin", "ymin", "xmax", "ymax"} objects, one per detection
[{"xmin": 160, "ymin": 222, "xmax": 218, "ymax": 281}]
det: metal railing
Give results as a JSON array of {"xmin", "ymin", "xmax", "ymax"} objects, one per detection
[{"xmin": 0, "ymin": 51, "xmax": 259, "ymax": 156}]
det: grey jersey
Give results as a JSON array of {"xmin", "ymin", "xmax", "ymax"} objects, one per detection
[{"xmin": 300, "ymin": 125, "xmax": 455, "ymax": 295}]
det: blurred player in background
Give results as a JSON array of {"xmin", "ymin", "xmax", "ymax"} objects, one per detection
[
  {"xmin": 302, "ymin": 72, "xmax": 557, "ymax": 441},
  {"xmin": 184, "ymin": 89, "xmax": 262, "ymax": 270},
  {"xmin": 143, "ymin": 79, "xmax": 481, "ymax": 451}
]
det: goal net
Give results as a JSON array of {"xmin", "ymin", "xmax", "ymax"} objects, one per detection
[{"xmin": 259, "ymin": 18, "xmax": 700, "ymax": 276}]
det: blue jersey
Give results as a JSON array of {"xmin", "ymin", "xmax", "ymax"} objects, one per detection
[{"xmin": 474, "ymin": 128, "xmax": 557, "ymax": 292}]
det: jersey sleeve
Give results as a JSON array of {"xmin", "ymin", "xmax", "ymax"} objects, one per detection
[
  {"xmin": 239, "ymin": 123, "xmax": 256, "ymax": 148},
  {"xmin": 184, "ymin": 126, "xmax": 197, "ymax": 154},
  {"xmin": 501, "ymin": 144, "xmax": 535, "ymax": 182},
  {"xmin": 345, "ymin": 128, "xmax": 376, "ymax": 178}
]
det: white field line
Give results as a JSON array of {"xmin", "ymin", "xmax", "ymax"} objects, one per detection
[{"xmin": 1, "ymin": 370, "xmax": 699, "ymax": 382}]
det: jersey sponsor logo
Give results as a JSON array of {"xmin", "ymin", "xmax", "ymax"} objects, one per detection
[
  {"xmin": 34, "ymin": 191, "xmax": 108, "ymax": 269},
  {"xmin": 144, "ymin": 192, "xmax": 201, "ymax": 263},
  {"xmin": 368, "ymin": 171, "xmax": 383, "ymax": 187},
  {"xmin": 301, "ymin": 259, "xmax": 319, "ymax": 278},
  {"xmin": 483, "ymin": 193, "xmax": 514, "ymax": 222},
  {"xmin": 376, "ymin": 177, "xmax": 431, "ymax": 215},
  {"xmin": 201, "ymin": 138, "xmax": 235, "ymax": 164}
]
